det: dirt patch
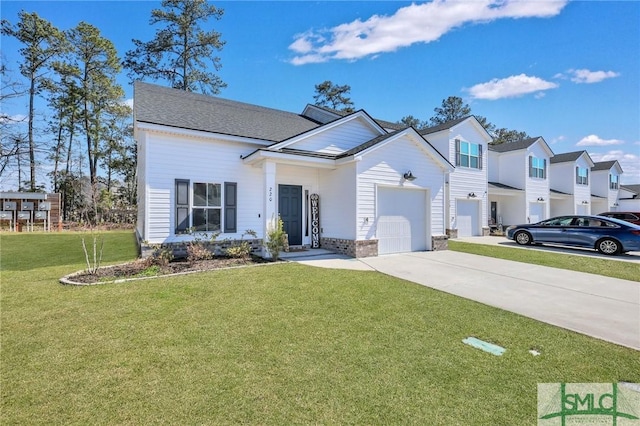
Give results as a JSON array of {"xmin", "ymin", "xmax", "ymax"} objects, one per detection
[{"xmin": 64, "ymin": 256, "xmax": 275, "ymax": 285}]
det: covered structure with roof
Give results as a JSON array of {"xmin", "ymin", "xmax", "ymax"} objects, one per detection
[{"xmin": 134, "ymin": 82, "xmax": 453, "ymax": 257}]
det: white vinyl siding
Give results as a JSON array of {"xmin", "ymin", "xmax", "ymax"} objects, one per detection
[
  {"xmin": 356, "ymin": 134, "xmax": 445, "ymax": 244},
  {"xmin": 141, "ymin": 130, "xmax": 264, "ymax": 244},
  {"xmin": 284, "ymin": 117, "xmax": 379, "ymax": 155}
]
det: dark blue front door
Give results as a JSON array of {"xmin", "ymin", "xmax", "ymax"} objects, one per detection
[{"xmin": 278, "ymin": 185, "xmax": 302, "ymax": 246}]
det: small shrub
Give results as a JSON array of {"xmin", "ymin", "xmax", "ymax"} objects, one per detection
[
  {"xmin": 186, "ymin": 241, "xmax": 213, "ymax": 262},
  {"xmin": 265, "ymin": 216, "xmax": 286, "ymax": 261},
  {"xmin": 148, "ymin": 245, "xmax": 174, "ymax": 266},
  {"xmin": 225, "ymin": 230, "xmax": 258, "ymax": 259}
]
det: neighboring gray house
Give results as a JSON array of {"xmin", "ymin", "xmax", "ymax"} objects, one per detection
[{"xmin": 134, "ymin": 82, "xmax": 454, "ymax": 258}]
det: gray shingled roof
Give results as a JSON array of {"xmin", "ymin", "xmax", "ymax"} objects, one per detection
[
  {"xmin": 591, "ymin": 160, "xmax": 618, "ymax": 171},
  {"xmin": 134, "ymin": 81, "xmax": 319, "ymax": 143},
  {"xmin": 488, "ymin": 137, "xmax": 541, "ymax": 153},
  {"xmin": 621, "ymin": 184, "xmax": 640, "ymax": 195},
  {"xmin": 549, "ymin": 150, "xmax": 585, "ymax": 164},
  {"xmin": 419, "ymin": 116, "xmax": 470, "ymax": 136},
  {"xmin": 309, "ymin": 105, "xmax": 406, "ymax": 130}
]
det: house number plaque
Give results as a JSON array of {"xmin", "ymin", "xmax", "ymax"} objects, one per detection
[{"xmin": 310, "ymin": 193, "xmax": 320, "ymax": 248}]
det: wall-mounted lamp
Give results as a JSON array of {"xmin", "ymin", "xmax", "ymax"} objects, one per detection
[
  {"xmin": 613, "ymin": 202, "xmax": 619, "ymax": 207},
  {"xmin": 403, "ymin": 171, "xmax": 417, "ymax": 181},
  {"xmin": 581, "ymin": 200, "xmax": 589, "ymax": 205},
  {"xmin": 468, "ymin": 192, "xmax": 477, "ymax": 198},
  {"xmin": 537, "ymin": 197, "xmax": 545, "ymax": 202}
]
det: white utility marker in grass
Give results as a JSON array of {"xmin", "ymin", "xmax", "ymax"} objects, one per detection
[{"xmin": 462, "ymin": 337, "xmax": 506, "ymax": 356}]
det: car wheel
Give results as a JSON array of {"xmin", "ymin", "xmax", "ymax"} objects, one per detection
[
  {"xmin": 514, "ymin": 230, "xmax": 532, "ymax": 245},
  {"xmin": 597, "ymin": 238, "xmax": 620, "ymax": 255}
]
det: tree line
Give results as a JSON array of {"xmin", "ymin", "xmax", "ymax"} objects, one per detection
[
  {"xmin": 313, "ymin": 81, "xmax": 529, "ymax": 144},
  {"xmin": 1, "ymin": 0, "xmax": 225, "ymax": 223}
]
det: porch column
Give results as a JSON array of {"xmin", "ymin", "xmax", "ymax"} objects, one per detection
[{"xmin": 263, "ymin": 160, "xmax": 277, "ymax": 257}]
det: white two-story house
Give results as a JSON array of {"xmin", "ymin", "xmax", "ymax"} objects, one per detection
[
  {"xmin": 590, "ymin": 160, "xmax": 623, "ymax": 214},
  {"xmin": 549, "ymin": 150, "xmax": 595, "ymax": 216},
  {"xmin": 419, "ymin": 117, "xmax": 493, "ymax": 237},
  {"xmin": 487, "ymin": 137, "xmax": 554, "ymax": 226}
]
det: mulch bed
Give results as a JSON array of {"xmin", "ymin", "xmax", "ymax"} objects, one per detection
[{"xmin": 65, "ymin": 256, "xmax": 274, "ymax": 285}]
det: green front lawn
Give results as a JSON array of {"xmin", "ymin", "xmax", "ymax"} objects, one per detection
[
  {"xmin": 1, "ymin": 231, "xmax": 638, "ymax": 424},
  {"xmin": 449, "ymin": 240, "xmax": 640, "ymax": 282}
]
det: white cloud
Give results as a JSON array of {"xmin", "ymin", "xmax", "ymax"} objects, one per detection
[
  {"xmin": 0, "ymin": 113, "xmax": 27, "ymax": 124},
  {"xmin": 467, "ymin": 74, "xmax": 559, "ymax": 100},
  {"xmin": 288, "ymin": 0, "xmax": 568, "ymax": 64},
  {"xmin": 576, "ymin": 134, "xmax": 624, "ymax": 147},
  {"xmin": 589, "ymin": 150, "xmax": 640, "ymax": 184},
  {"xmin": 121, "ymin": 98, "xmax": 134, "ymax": 109},
  {"xmin": 568, "ymin": 69, "xmax": 620, "ymax": 84}
]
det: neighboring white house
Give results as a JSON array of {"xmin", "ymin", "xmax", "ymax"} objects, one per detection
[
  {"xmin": 590, "ymin": 160, "xmax": 623, "ymax": 214},
  {"xmin": 549, "ymin": 150, "xmax": 595, "ymax": 216},
  {"xmin": 134, "ymin": 82, "xmax": 454, "ymax": 258},
  {"xmin": 419, "ymin": 117, "xmax": 493, "ymax": 237},
  {"xmin": 487, "ymin": 137, "xmax": 554, "ymax": 226}
]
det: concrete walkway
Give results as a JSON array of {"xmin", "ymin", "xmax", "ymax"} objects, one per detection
[{"xmin": 287, "ymin": 249, "xmax": 640, "ymax": 350}]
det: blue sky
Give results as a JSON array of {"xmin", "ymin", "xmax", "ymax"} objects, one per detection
[{"xmin": 1, "ymin": 0, "xmax": 639, "ymax": 186}]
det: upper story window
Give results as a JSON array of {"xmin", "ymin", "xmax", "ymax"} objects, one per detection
[
  {"xmin": 576, "ymin": 166, "xmax": 589, "ymax": 185},
  {"xmin": 609, "ymin": 174, "xmax": 619, "ymax": 190},
  {"xmin": 455, "ymin": 139, "xmax": 482, "ymax": 170},
  {"xmin": 529, "ymin": 156, "xmax": 546, "ymax": 179}
]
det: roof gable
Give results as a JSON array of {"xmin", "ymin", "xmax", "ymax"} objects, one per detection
[
  {"xmin": 591, "ymin": 160, "xmax": 623, "ymax": 174},
  {"xmin": 134, "ymin": 81, "xmax": 319, "ymax": 142},
  {"xmin": 419, "ymin": 116, "xmax": 493, "ymax": 143},
  {"xmin": 550, "ymin": 150, "xmax": 595, "ymax": 167},
  {"xmin": 268, "ymin": 110, "xmax": 385, "ymax": 153},
  {"xmin": 488, "ymin": 136, "xmax": 554, "ymax": 157}
]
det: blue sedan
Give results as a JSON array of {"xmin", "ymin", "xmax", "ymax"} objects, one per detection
[{"xmin": 505, "ymin": 215, "xmax": 640, "ymax": 255}]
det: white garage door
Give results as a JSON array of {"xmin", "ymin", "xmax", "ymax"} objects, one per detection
[
  {"xmin": 457, "ymin": 199, "xmax": 480, "ymax": 237},
  {"xmin": 529, "ymin": 202, "xmax": 544, "ymax": 224},
  {"xmin": 377, "ymin": 187, "xmax": 428, "ymax": 255}
]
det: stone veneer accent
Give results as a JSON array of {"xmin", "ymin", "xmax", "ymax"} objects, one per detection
[
  {"xmin": 482, "ymin": 227, "xmax": 490, "ymax": 236},
  {"xmin": 140, "ymin": 238, "xmax": 263, "ymax": 259},
  {"xmin": 431, "ymin": 235, "xmax": 449, "ymax": 251},
  {"xmin": 320, "ymin": 237, "xmax": 379, "ymax": 258},
  {"xmin": 446, "ymin": 228, "xmax": 458, "ymax": 239}
]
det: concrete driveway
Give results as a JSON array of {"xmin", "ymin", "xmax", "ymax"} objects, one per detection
[{"xmin": 291, "ymin": 250, "xmax": 640, "ymax": 350}]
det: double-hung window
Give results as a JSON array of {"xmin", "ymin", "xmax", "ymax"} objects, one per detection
[
  {"xmin": 576, "ymin": 167, "xmax": 588, "ymax": 185},
  {"xmin": 174, "ymin": 180, "xmax": 237, "ymax": 234},
  {"xmin": 193, "ymin": 183, "xmax": 221, "ymax": 232},
  {"xmin": 529, "ymin": 156, "xmax": 546, "ymax": 179},
  {"xmin": 609, "ymin": 174, "xmax": 619, "ymax": 190},
  {"xmin": 455, "ymin": 139, "xmax": 482, "ymax": 169}
]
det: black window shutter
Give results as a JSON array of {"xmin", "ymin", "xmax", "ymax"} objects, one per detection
[
  {"xmin": 175, "ymin": 179, "xmax": 190, "ymax": 234},
  {"xmin": 478, "ymin": 144, "xmax": 483, "ymax": 170},
  {"xmin": 585, "ymin": 169, "xmax": 589, "ymax": 185},
  {"xmin": 529, "ymin": 156, "xmax": 533, "ymax": 178},
  {"xmin": 543, "ymin": 158, "xmax": 547, "ymax": 179},
  {"xmin": 575, "ymin": 166, "xmax": 579, "ymax": 184},
  {"xmin": 224, "ymin": 182, "xmax": 237, "ymax": 233},
  {"xmin": 455, "ymin": 139, "xmax": 460, "ymax": 166}
]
